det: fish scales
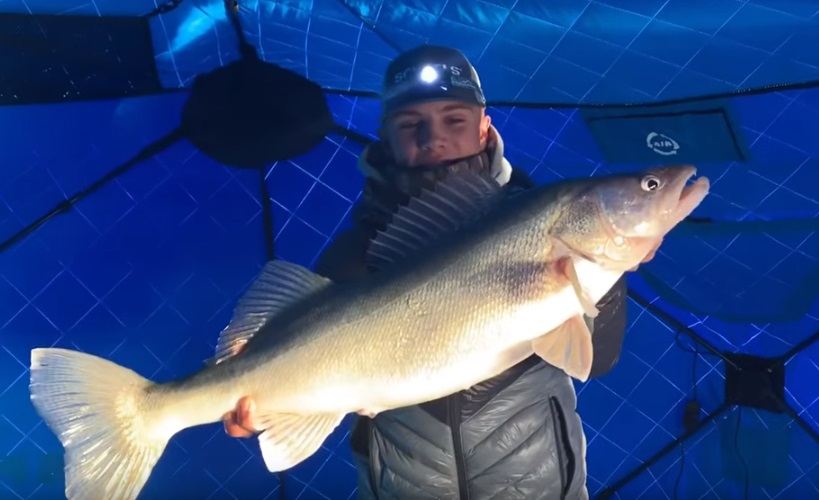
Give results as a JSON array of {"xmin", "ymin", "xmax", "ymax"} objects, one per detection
[{"xmin": 159, "ymin": 195, "xmax": 571, "ymax": 420}]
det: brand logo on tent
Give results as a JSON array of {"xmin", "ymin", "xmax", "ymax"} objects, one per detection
[{"xmin": 646, "ymin": 132, "xmax": 680, "ymax": 156}]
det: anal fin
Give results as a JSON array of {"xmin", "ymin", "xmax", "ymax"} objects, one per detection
[
  {"xmin": 255, "ymin": 412, "xmax": 344, "ymax": 472},
  {"xmin": 532, "ymin": 315, "xmax": 594, "ymax": 382}
]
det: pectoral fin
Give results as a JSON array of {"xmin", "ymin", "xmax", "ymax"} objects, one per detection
[
  {"xmin": 255, "ymin": 413, "xmax": 344, "ymax": 472},
  {"xmin": 532, "ymin": 315, "xmax": 594, "ymax": 382},
  {"xmin": 554, "ymin": 255, "xmax": 599, "ymax": 318}
]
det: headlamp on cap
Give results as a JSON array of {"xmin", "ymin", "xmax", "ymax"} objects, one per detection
[
  {"xmin": 419, "ymin": 65, "xmax": 439, "ymax": 83},
  {"xmin": 381, "ymin": 45, "xmax": 486, "ymax": 117}
]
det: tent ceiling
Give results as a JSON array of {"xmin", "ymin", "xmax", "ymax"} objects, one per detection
[{"xmin": 1, "ymin": 0, "xmax": 817, "ymax": 105}]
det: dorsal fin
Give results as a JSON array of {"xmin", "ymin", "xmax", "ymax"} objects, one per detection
[
  {"xmin": 208, "ymin": 260, "xmax": 332, "ymax": 365},
  {"xmin": 366, "ymin": 171, "xmax": 504, "ymax": 272}
]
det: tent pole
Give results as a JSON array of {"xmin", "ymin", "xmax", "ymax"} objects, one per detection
[{"xmin": 596, "ymin": 401, "xmax": 732, "ymax": 499}]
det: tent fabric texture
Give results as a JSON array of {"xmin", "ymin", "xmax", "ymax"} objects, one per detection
[{"xmin": 1, "ymin": 0, "xmax": 819, "ymax": 499}]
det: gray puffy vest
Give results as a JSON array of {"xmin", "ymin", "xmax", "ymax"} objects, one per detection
[{"xmin": 349, "ymin": 331, "xmax": 593, "ymax": 500}]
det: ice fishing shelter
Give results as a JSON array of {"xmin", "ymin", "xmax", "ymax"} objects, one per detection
[{"xmin": 0, "ymin": 1, "xmax": 818, "ymax": 498}]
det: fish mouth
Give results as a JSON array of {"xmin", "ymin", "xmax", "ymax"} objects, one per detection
[{"xmin": 672, "ymin": 168, "xmax": 710, "ymax": 223}]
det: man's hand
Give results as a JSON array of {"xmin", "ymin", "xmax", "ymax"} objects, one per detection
[
  {"xmin": 223, "ymin": 397, "xmax": 377, "ymax": 438},
  {"xmin": 223, "ymin": 396, "xmax": 260, "ymax": 438},
  {"xmin": 629, "ymin": 243, "xmax": 660, "ymax": 272}
]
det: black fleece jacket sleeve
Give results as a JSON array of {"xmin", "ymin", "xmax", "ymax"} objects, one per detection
[
  {"xmin": 314, "ymin": 225, "xmax": 371, "ymax": 284},
  {"xmin": 587, "ymin": 275, "xmax": 628, "ymax": 378}
]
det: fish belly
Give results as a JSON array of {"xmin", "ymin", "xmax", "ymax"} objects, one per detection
[{"xmin": 244, "ymin": 260, "xmax": 585, "ymax": 416}]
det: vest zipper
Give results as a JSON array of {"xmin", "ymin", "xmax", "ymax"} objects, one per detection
[
  {"xmin": 549, "ymin": 396, "xmax": 573, "ymax": 500},
  {"xmin": 449, "ymin": 394, "xmax": 469, "ymax": 500}
]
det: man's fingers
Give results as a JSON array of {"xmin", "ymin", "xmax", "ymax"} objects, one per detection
[
  {"xmin": 629, "ymin": 244, "xmax": 661, "ymax": 271},
  {"xmin": 235, "ymin": 396, "xmax": 259, "ymax": 433},
  {"xmin": 223, "ymin": 411, "xmax": 252, "ymax": 438},
  {"xmin": 226, "ymin": 423, "xmax": 254, "ymax": 438},
  {"xmin": 237, "ymin": 397, "xmax": 251, "ymax": 422},
  {"xmin": 642, "ymin": 242, "xmax": 661, "ymax": 263},
  {"xmin": 219, "ymin": 397, "xmax": 260, "ymax": 438}
]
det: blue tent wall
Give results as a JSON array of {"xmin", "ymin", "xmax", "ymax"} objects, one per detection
[
  {"xmin": 1, "ymin": 1, "xmax": 819, "ymax": 499},
  {"xmin": 2, "ymin": 87, "xmax": 818, "ymax": 500}
]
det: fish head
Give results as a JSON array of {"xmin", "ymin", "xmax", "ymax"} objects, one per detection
[{"xmin": 552, "ymin": 165, "xmax": 710, "ymax": 270}]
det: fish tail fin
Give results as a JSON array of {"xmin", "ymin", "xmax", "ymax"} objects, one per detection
[{"xmin": 30, "ymin": 347, "xmax": 174, "ymax": 500}]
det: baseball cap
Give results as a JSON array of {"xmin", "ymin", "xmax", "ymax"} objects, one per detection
[{"xmin": 381, "ymin": 45, "xmax": 486, "ymax": 117}]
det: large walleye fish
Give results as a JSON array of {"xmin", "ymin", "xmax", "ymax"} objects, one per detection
[{"xmin": 29, "ymin": 165, "xmax": 709, "ymax": 499}]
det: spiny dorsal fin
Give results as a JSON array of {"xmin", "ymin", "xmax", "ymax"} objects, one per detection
[
  {"xmin": 208, "ymin": 260, "xmax": 332, "ymax": 365},
  {"xmin": 366, "ymin": 171, "xmax": 504, "ymax": 272}
]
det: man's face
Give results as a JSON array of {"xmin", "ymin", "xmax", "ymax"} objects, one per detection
[{"xmin": 381, "ymin": 100, "xmax": 491, "ymax": 167}]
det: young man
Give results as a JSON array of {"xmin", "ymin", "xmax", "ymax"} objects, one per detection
[{"xmin": 224, "ymin": 45, "xmax": 635, "ymax": 499}]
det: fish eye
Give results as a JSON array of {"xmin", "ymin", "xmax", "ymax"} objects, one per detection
[{"xmin": 641, "ymin": 175, "xmax": 662, "ymax": 192}]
